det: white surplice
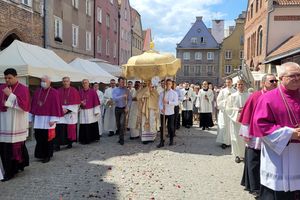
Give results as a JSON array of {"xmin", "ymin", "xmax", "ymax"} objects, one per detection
[
  {"xmin": 196, "ymin": 89, "xmax": 214, "ymax": 113},
  {"xmin": 96, "ymin": 90, "xmax": 104, "ymax": 135},
  {"xmin": 103, "ymin": 87, "xmax": 117, "ymax": 132},
  {"xmin": 57, "ymin": 105, "xmax": 79, "ymax": 124},
  {"xmin": 0, "ymin": 93, "xmax": 28, "ymax": 143},
  {"xmin": 79, "ymin": 106, "xmax": 101, "ymax": 124},
  {"xmin": 182, "ymin": 88, "xmax": 196, "ymax": 111},
  {"xmin": 216, "ymin": 87, "xmax": 236, "ymax": 145},
  {"xmin": 225, "ymin": 91, "xmax": 249, "ymax": 157}
]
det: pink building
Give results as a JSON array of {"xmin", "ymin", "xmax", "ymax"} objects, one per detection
[
  {"xmin": 94, "ymin": 0, "xmax": 119, "ymax": 65},
  {"xmin": 118, "ymin": 0, "xmax": 131, "ymax": 65}
]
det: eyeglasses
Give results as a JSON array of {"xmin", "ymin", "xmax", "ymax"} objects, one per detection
[
  {"xmin": 283, "ymin": 74, "xmax": 300, "ymax": 79},
  {"xmin": 269, "ymin": 80, "xmax": 278, "ymax": 83}
]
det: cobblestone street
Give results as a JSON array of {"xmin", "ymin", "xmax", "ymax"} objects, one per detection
[{"xmin": 0, "ymin": 126, "xmax": 255, "ymax": 200}]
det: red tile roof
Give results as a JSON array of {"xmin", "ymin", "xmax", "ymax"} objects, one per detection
[{"xmin": 266, "ymin": 32, "xmax": 300, "ymax": 62}]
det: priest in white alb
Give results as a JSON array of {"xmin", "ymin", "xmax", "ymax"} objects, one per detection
[
  {"xmin": 128, "ymin": 81, "xmax": 141, "ymax": 139},
  {"xmin": 0, "ymin": 68, "xmax": 30, "ymax": 181},
  {"xmin": 103, "ymin": 79, "xmax": 117, "ymax": 136},
  {"xmin": 225, "ymin": 79, "xmax": 249, "ymax": 163},
  {"xmin": 216, "ymin": 77, "xmax": 236, "ymax": 149}
]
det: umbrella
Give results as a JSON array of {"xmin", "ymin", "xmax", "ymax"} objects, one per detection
[{"xmin": 123, "ymin": 44, "xmax": 181, "ymax": 80}]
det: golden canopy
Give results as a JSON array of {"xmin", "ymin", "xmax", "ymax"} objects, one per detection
[{"xmin": 123, "ymin": 45, "xmax": 181, "ymax": 80}]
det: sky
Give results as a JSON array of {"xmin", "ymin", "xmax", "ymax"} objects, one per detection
[{"xmin": 130, "ymin": 0, "xmax": 248, "ymax": 55}]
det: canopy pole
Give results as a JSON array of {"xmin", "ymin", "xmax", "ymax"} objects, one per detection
[{"xmin": 162, "ymin": 76, "xmax": 167, "ymax": 144}]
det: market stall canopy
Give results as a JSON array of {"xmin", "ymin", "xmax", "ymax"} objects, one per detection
[
  {"xmin": 0, "ymin": 40, "xmax": 89, "ymax": 82},
  {"xmin": 69, "ymin": 58, "xmax": 116, "ymax": 83},
  {"xmin": 88, "ymin": 58, "xmax": 123, "ymax": 77},
  {"xmin": 123, "ymin": 47, "xmax": 181, "ymax": 80}
]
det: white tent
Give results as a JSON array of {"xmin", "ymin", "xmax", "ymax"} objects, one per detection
[
  {"xmin": 69, "ymin": 58, "xmax": 116, "ymax": 83},
  {"xmin": 88, "ymin": 58, "xmax": 123, "ymax": 77},
  {"xmin": 0, "ymin": 40, "xmax": 89, "ymax": 82}
]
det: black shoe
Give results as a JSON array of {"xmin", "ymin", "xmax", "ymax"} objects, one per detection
[
  {"xmin": 221, "ymin": 144, "xmax": 227, "ymax": 149},
  {"xmin": 66, "ymin": 144, "xmax": 72, "ymax": 149},
  {"xmin": 142, "ymin": 141, "xmax": 149, "ymax": 145},
  {"xmin": 186, "ymin": 125, "xmax": 190, "ymax": 129},
  {"xmin": 1, "ymin": 174, "xmax": 13, "ymax": 182},
  {"xmin": 108, "ymin": 131, "xmax": 114, "ymax": 137},
  {"xmin": 42, "ymin": 157, "xmax": 50, "ymax": 163},
  {"xmin": 118, "ymin": 140, "xmax": 124, "ymax": 145},
  {"xmin": 235, "ymin": 156, "xmax": 241, "ymax": 163},
  {"xmin": 169, "ymin": 141, "xmax": 174, "ymax": 146},
  {"xmin": 116, "ymin": 130, "xmax": 119, "ymax": 135},
  {"xmin": 157, "ymin": 141, "xmax": 165, "ymax": 148},
  {"xmin": 54, "ymin": 145, "xmax": 60, "ymax": 151},
  {"xmin": 202, "ymin": 127, "xmax": 205, "ymax": 130}
]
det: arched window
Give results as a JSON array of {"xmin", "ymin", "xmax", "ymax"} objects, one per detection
[{"xmin": 257, "ymin": 26, "xmax": 263, "ymax": 56}]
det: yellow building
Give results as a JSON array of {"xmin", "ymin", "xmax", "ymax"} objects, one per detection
[{"xmin": 220, "ymin": 12, "xmax": 246, "ymax": 78}]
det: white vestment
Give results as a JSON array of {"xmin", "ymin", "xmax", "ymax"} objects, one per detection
[
  {"xmin": 196, "ymin": 89, "xmax": 214, "ymax": 113},
  {"xmin": 225, "ymin": 91, "xmax": 249, "ymax": 157},
  {"xmin": 216, "ymin": 87, "xmax": 236, "ymax": 145},
  {"xmin": 128, "ymin": 89, "xmax": 140, "ymax": 137},
  {"xmin": 79, "ymin": 106, "xmax": 101, "ymax": 124},
  {"xmin": 182, "ymin": 88, "xmax": 196, "ymax": 111},
  {"xmin": 103, "ymin": 87, "xmax": 117, "ymax": 132},
  {"xmin": 0, "ymin": 93, "xmax": 28, "ymax": 143},
  {"xmin": 57, "ymin": 105, "xmax": 79, "ymax": 124},
  {"xmin": 96, "ymin": 90, "xmax": 104, "ymax": 135},
  {"xmin": 260, "ymin": 127, "xmax": 300, "ymax": 191}
]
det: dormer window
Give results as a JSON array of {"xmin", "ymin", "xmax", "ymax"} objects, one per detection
[{"xmin": 191, "ymin": 37, "xmax": 197, "ymax": 44}]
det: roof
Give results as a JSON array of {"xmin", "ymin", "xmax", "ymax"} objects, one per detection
[
  {"xmin": 274, "ymin": 0, "xmax": 300, "ymax": 5},
  {"xmin": 143, "ymin": 29, "xmax": 152, "ymax": 51},
  {"xmin": 265, "ymin": 32, "xmax": 300, "ymax": 63},
  {"xmin": 177, "ymin": 17, "xmax": 219, "ymax": 49}
]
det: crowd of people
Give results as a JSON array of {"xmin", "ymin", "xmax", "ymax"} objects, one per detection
[{"xmin": 1, "ymin": 62, "xmax": 300, "ymax": 200}]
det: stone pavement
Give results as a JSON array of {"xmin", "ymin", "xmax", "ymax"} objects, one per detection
[{"xmin": 0, "ymin": 126, "xmax": 255, "ymax": 200}]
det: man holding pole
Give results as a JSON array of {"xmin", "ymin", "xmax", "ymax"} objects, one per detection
[{"xmin": 157, "ymin": 79, "xmax": 178, "ymax": 148}]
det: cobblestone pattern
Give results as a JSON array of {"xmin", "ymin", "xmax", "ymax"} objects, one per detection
[{"xmin": 0, "ymin": 126, "xmax": 255, "ymax": 200}]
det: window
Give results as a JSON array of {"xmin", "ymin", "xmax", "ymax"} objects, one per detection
[
  {"xmin": 86, "ymin": 0, "xmax": 91, "ymax": 16},
  {"xmin": 250, "ymin": 3, "xmax": 253, "ymax": 18},
  {"xmin": 86, "ymin": 31, "xmax": 91, "ymax": 51},
  {"xmin": 225, "ymin": 65, "xmax": 232, "ymax": 74},
  {"xmin": 191, "ymin": 37, "xmax": 197, "ymax": 44},
  {"xmin": 54, "ymin": 16, "xmax": 63, "ymax": 42},
  {"xmin": 113, "ymin": 42, "xmax": 117, "ymax": 58},
  {"xmin": 183, "ymin": 52, "xmax": 190, "ymax": 60},
  {"xmin": 97, "ymin": 35, "xmax": 102, "ymax": 53},
  {"xmin": 238, "ymin": 65, "xmax": 242, "ymax": 70},
  {"xmin": 195, "ymin": 52, "xmax": 202, "ymax": 60},
  {"xmin": 200, "ymin": 37, "xmax": 205, "ymax": 43},
  {"xmin": 184, "ymin": 65, "xmax": 189, "ymax": 76},
  {"xmin": 97, "ymin": 7, "xmax": 102, "ymax": 23},
  {"xmin": 257, "ymin": 26, "xmax": 263, "ymax": 56},
  {"xmin": 125, "ymin": 9, "xmax": 127, "ymax": 20},
  {"xmin": 225, "ymin": 50, "xmax": 232, "ymax": 60},
  {"xmin": 256, "ymin": 0, "xmax": 259, "ymax": 13},
  {"xmin": 114, "ymin": 19, "xmax": 117, "ymax": 32},
  {"xmin": 72, "ymin": 0, "xmax": 79, "ymax": 9},
  {"xmin": 240, "ymin": 50, "xmax": 244, "ymax": 59},
  {"xmin": 207, "ymin": 52, "xmax": 214, "ymax": 60},
  {"xmin": 72, "ymin": 25, "xmax": 79, "ymax": 47},
  {"xmin": 21, "ymin": 0, "xmax": 32, "ymax": 7},
  {"xmin": 110, "ymin": 0, "xmax": 113, "ymax": 4},
  {"xmin": 240, "ymin": 35, "xmax": 244, "ymax": 45},
  {"xmin": 207, "ymin": 66, "xmax": 213, "ymax": 74},
  {"xmin": 106, "ymin": 39, "xmax": 110, "ymax": 56},
  {"xmin": 106, "ymin": 14, "xmax": 110, "ymax": 28}
]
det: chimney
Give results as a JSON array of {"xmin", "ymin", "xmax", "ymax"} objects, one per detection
[
  {"xmin": 196, "ymin": 16, "xmax": 203, "ymax": 21},
  {"xmin": 211, "ymin": 19, "xmax": 224, "ymax": 44}
]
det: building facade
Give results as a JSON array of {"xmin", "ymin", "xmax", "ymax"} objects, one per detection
[
  {"xmin": 44, "ymin": 0, "xmax": 94, "ymax": 62},
  {"xmin": 131, "ymin": 7, "xmax": 143, "ymax": 56},
  {"xmin": 176, "ymin": 17, "xmax": 220, "ymax": 85},
  {"xmin": 219, "ymin": 12, "xmax": 246, "ymax": 78},
  {"xmin": 94, "ymin": 0, "xmax": 118, "ymax": 65},
  {"xmin": 142, "ymin": 28, "xmax": 152, "ymax": 52},
  {"xmin": 244, "ymin": 0, "xmax": 300, "ymax": 73},
  {"xmin": 0, "ymin": 0, "xmax": 43, "ymax": 50},
  {"xmin": 118, "ymin": 0, "xmax": 131, "ymax": 65}
]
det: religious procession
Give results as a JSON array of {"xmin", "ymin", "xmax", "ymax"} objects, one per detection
[{"xmin": 1, "ymin": 60, "xmax": 300, "ymax": 200}]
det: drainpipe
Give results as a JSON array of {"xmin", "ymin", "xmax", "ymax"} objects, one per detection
[
  {"xmin": 93, "ymin": 0, "xmax": 96, "ymax": 58},
  {"xmin": 118, "ymin": 11, "xmax": 121, "ymax": 65},
  {"xmin": 43, "ymin": 0, "xmax": 47, "ymax": 48}
]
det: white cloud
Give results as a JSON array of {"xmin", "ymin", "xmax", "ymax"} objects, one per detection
[{"xmin": 130, "ymin": 0, "xmax": 227, "ymax": 54}]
